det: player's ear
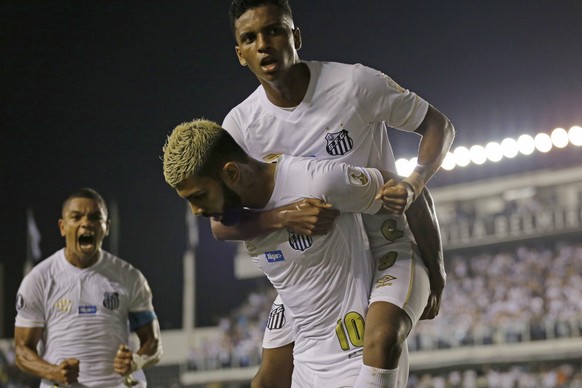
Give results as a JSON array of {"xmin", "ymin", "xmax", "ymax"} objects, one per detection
[
  {"xmin": 58, "ymin": 218, "xmax": 65, "ymax": 237},
  {"xmin": 293, "ymin": 27, "xmax": 302, "ymax": 50},
  {"xmin": 235, "ymin": 46, "xmax": 247, "ymax": 66},
  {"xmin": 221, "ymin": 162, "xmax": 240, "ymax": 185},
  {"xmin": 104, "ymin": 219, "xmax": 111, "ymax": 237}
]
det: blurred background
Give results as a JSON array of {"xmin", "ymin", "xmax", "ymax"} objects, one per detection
[{"xmin": 2, "ymin": 1, "xmax": 582, "ymax": 386}]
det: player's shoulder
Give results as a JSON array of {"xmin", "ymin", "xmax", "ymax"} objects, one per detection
[
  {"xmin": 21, "ymin": 249, "xmax": 64, "ymax": 285},
  {"xmin": 308, "ymin": 60, "xmax": 381, "ymax": 92},
  {"xmin": 223, "ymin": 87, "xmax": 269, "ymax": 140},
  {"xmin": 224, "ymin": 86, "xmax": 263, "ymax": 122},
  {"xmin": 100, "ymin": 250, "xmax": 142, "ymax": 276},
  {"xmin": 309, "ymin": 59, "xmax": 376, "ymax": 75}
]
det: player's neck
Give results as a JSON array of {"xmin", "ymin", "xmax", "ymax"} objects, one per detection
[
  {"xmin": 262, "ymin": 62, "xmax": 309, "ymax": 108},
  {"xmin": 64, "ymin": 247, "xmax": 100, "ymax": 269}
]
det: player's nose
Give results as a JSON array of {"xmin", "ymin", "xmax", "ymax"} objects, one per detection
[{"xmin": 189, "ymin": 203, "xmax": 205, "ymax": 217}]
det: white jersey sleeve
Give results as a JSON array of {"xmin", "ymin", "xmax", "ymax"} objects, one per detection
[
  {"xmin": 129, "ymin": 269, "xmax": 155, "ymax": 312},
  {"xmin": 222, "ymin": 87, "xmax": 262, "ymax": 156},
  {"xmin": 351, "ymin": 63, "xmax": 429, "ymax": 132},
  {"xmin": 15, "ymin": 268, "xmax": 46, "ymax": 328},
  {"xmin": 285, "ymin": 156, "xmax": 384, "ymax": 215}
]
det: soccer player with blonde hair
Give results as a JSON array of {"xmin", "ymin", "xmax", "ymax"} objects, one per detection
[{"xmin": 163, "ymin": 119, "xmax": 437, "ymax": 387}]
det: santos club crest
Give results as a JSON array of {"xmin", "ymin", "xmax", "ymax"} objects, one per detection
[{"xmin": 325, "ymin": 129, "xmax": 353, "ymax": 156}]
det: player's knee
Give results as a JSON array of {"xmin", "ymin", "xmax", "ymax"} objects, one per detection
[
  {"xmin": 367, "ymin": 325, "xmax": 403, "ymax": 352},
  {"xmin": 365, "ymin": 316, "xmax": 411, "ymax": 361}
]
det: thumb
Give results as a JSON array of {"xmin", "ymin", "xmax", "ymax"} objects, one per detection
[{"xmin": 65, "ymin": 358, "xmax": 80, "ymax": 366}]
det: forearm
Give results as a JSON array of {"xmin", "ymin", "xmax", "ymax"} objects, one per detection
[
  {"xmin": 405, "ymin": 190, "xmax": 446, "ymax": 290},
  {"xmin": 134, "ymin": 320, "xmax": 163, "ymax": 370},
  {"xmin": 15, "ymin": 344, "xmax": 58, "ymax": 381},
  {"xmin": 211, "ymin": 208, "xmax": 282, "ymax": 241},
  {"xmin": 211, "ymin": 199, "xmax": 338, "ymax": 241},
  {"xmin": 404, "ymin": 105, "xmax": 455, "ymax": 199}
]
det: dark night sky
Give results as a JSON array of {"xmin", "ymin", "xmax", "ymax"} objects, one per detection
[{"xmin": 1, "ymin": 1, "xmax": 581, "ymax": 335}]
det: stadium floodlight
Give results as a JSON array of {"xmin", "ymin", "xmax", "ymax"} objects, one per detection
[
  {"xmin": 469, "ymin": 145, "xmax": 487, "ymax": 165},
  {"xmin": 534, "ymin": 133, "xmax": 552, "ymax": 153},
  {"xmin": 501, "ymin": 137, "xmax": 519, "ymax": 158},
  {"xmin": 453, "ymin": 146, "xmax": 471, "ymax": 167},
  {"xmin": 441, "ymin": 151, "xmax": 456, "ymax": 170},
  {"xmin": 517, "ymin": 134, "xmax": 535, "ymax": 155},
  {"xmin": 395, "ymin": 157, "xmax": 414, "ymax": 177},
  {"xmin": 401, "ymin": 123, "xmax": 581, "ymax": 173},
  {"xmin": 485, "ymin": 141, "xmax": 503, "ymax": 162},
  {"xmin": 551, "ymin": 127, "xmax": 569, "ymax": 148},
  {"xmin": 569, "ymin": 126, "xmax": 582, "ymax": 146}
]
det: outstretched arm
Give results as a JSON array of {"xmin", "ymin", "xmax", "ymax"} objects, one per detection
[
  {"xmin": 211, "ymin": 198, "xmax": 340, "ymax": 241},
  {"xmin": 405, "ymin": 188, "xmax": 446, "ymax": 320},
  {"xmin": 14, "ymin": 326, "xmax": 80, "ymax": 385}
]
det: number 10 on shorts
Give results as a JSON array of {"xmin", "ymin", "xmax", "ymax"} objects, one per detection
[{"xmin": 335, "ymin": 311, "xmax": 365, "ymax": 351}]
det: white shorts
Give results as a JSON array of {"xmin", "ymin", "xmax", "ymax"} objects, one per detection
[
  {"xmin": 262, "ymin": 295, "xmax": 295, "ymax": 349},
  {"xmin": 370, "ymin": 241, "xmax": 430, "ymax": 326},
  {"xmin": 291, "ymin": 322, "xmax": 364, "ymax": 388},
  {"xmin": 264, "ymin": 292, "xmax": 367, "ymax": 387},
  {"xmin": 292, "ymin": 353, "xmax": 361, "ymax": 388}
]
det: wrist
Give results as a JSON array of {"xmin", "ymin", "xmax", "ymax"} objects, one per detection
[{"xmin": 402, "ymin": 171, "xmax": 424, "ymax": 201}]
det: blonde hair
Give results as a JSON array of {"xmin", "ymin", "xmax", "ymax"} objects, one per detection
[{"xmin": 162, "ymin": 119, "xmax": 248, "ymax": 188}]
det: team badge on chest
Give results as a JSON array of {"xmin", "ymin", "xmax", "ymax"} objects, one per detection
[
  {"xmin": 103, "ymin": 292, "xmax": 120, "ymax": 310},
  {"xmin": 325, "ymin": 129, "xmax": 353, "ymax": 156},
  {"xmin": 288, "ymin": 230, "xmax": 312, "ymax": 251}
]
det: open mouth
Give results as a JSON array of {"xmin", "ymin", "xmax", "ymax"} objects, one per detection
[
  {"xmin": 260, "ymin": 57, "xmax": 278, "ymax": 72},
  {"xmin": 78, "ymin": 234, "xmax": 96, "ymax": 250}
]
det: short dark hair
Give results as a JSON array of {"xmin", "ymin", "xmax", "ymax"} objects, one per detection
[
  {"xmin": 229, "ymin": 0, "xmax": 293, "ymax": 35},
  {"xmin": 62, "ymin": 188, "xmax": 108, "ymax": 218}
]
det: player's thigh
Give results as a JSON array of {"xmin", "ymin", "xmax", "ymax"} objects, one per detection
[
  {"xmin": 370, "ymin": 242, "xmax": 430, "ymax": 326},
  {"xmin": 252, "ymin": 343, "xmax": 294, "ymax": 388}
]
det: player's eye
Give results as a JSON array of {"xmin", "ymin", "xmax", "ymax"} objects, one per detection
[
  {"xmin": 188, "ymin": 193, "xmax": 206, "ymax": 201},
  {"xmin": 268, "ymin": 27, "xmax": 283, "ymax": 35},
  {"xmin": 240, "ymin": 33, "xmax": 255, "ymax": 44}
]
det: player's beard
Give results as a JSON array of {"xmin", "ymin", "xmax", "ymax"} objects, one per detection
[{"xmin": 219, "ymin": 180, "xmax": 243, "ymax": 227}]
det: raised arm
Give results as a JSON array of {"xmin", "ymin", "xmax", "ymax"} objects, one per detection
[
  {"xmin": 14, "ymin": 326, "xmax": 80, "ymax": 385},
  {"xmin": 211, "ymin": 198, "xmax": 340, "ymax": 241},
  {"xmin": 377, "ymin": 105, "xmax": 455, "ymax": 214}
]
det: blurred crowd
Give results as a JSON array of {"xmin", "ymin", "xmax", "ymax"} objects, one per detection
[
  {"xmin": 411, "ymin": 240, "xmax": 582, "ymax": 350},
  {"xmin": 186, "ymin": 286, "xmax": 277, "ymax": 372},
  {"xmin": 185, "ymin": 239, "xmax": 582, "ymax": 386},
  {"xmin": 409, "ymin": 362, "xmax": 582, "ymax": 388}
]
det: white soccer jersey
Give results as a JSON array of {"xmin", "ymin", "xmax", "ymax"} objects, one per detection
[
  {"xmin": 223, "ymin": 60, "xmax": 429, "ymax": 250},
  {"xmin": 226, "ymin": 62, "xmax": 432, "ymax": 382},
  {"xmin": 246, "ymin": 155, "xmax": 383, "ymax": 374},
  {"xmin": 15, "ymin": 249, "xmax": 155, "ymax": 387}
]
